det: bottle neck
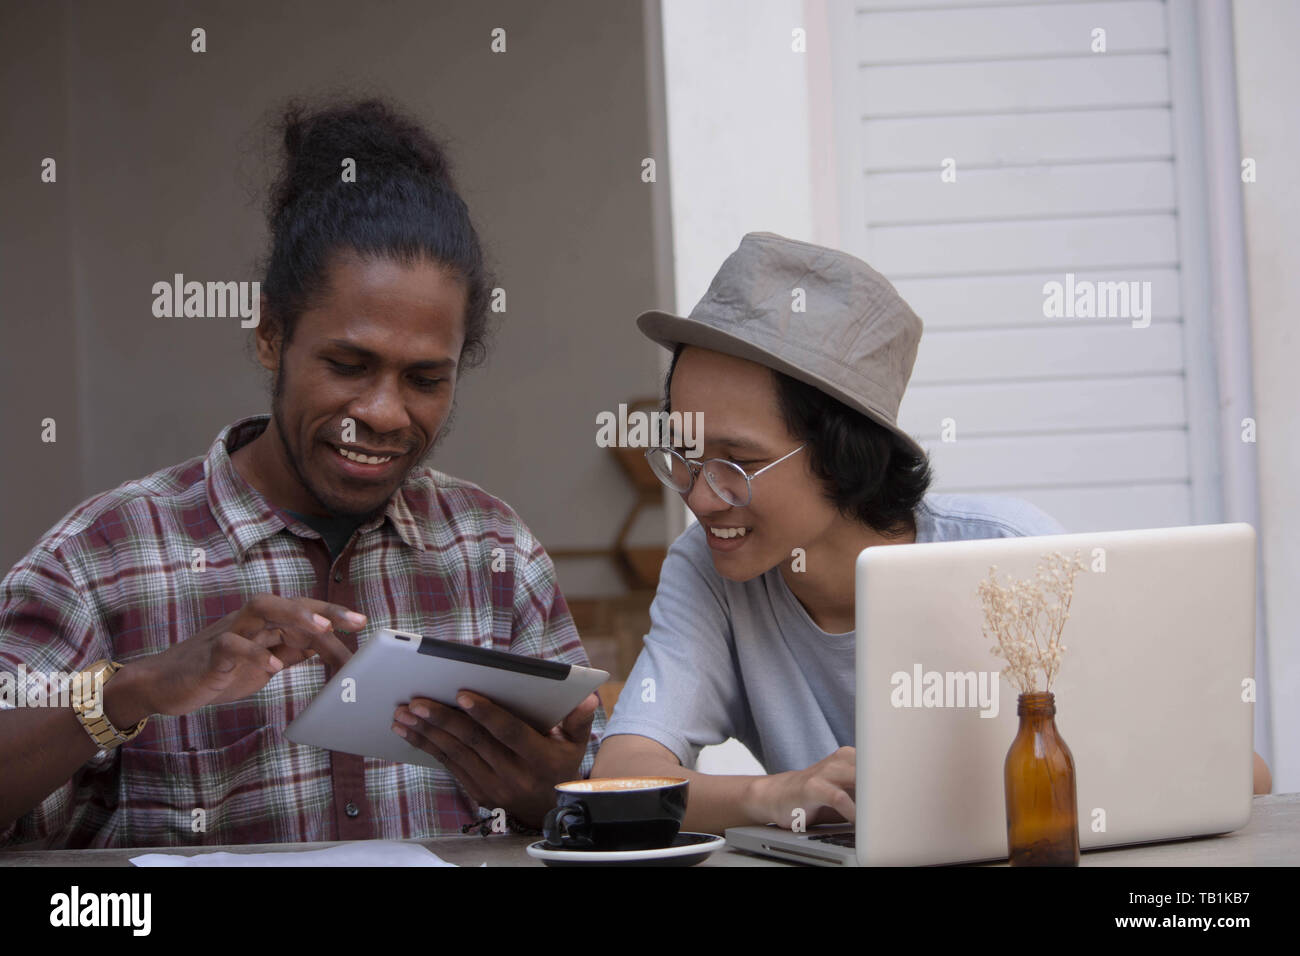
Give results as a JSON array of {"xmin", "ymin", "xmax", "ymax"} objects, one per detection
[{"xmin": 1016, "ymin": 691, "xmax": 1056, "ymax": 718}]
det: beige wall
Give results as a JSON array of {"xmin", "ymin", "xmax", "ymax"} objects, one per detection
[
  {"xmin": 0, "ymin": 1, "xmax": 82, "ymax": 555},
  {"xmin": 1233, "ymin": 0, "xmax": 1300, "ymax": 794},
  {"xmin": 0, "ymin": 0, "xmax": 662, "ymax": 595}
]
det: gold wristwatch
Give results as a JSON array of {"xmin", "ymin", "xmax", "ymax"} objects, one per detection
[{"xmin": 71, "ymin": 659, "xmax": 147, "ymax": 750}]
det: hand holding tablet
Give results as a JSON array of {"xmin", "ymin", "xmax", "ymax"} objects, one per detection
[{"xmin": 284, "ymin": 628, "xmax": 608, "ymax": 769}]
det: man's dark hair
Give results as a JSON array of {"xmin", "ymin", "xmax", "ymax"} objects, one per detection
[
  {"xmin": 257, "ymin": 96, "xmax": 494, "ymax": 369},
  {"xmin": 664, "ymin": 343, "xmax": 932, "ymax": 536}
]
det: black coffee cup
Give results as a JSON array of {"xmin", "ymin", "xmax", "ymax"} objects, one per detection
[{"xmin": 542, "ymin": 776, "xmax": 689, "ymax": 851}]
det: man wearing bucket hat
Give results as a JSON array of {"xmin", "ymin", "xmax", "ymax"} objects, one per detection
[
  {"xmin": 594, "ymin": 232, "xmax": 1274, "ymax": 830},
  {"xmin": 589, "ymin": 232, "xmax": 1076, "ymax": 833}
]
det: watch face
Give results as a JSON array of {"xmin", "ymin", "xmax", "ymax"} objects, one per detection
[{"xmin": 71, "ymin": 663, "xmax": 108, "ymax": 705}]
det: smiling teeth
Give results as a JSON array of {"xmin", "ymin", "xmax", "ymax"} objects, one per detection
[
  {"xmin": 337, "ymin": 446, "xmax": 393, "ymax": 465},
  {"xmin": 709, "ymin": 526, "xmax": 749, "ymax": 539}
]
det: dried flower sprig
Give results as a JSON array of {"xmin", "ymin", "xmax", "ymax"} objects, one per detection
[{"xmin": 978, "ymin": 551, "xmax": 1086, "ymax": 694}]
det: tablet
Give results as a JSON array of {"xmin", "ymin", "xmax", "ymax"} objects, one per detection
[{"xmin": 284, "ymin": 627, "xmax": 609, "ymax": 768}]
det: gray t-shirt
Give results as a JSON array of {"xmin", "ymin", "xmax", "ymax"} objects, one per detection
[{"xmin": 601, "ymin": 493, "xmax": 1067, "ymax": 774}]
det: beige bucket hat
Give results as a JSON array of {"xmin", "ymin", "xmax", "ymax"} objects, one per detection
[{"xmin": 637, "ymin": 231, "xmax": 928, "ymax": 460}]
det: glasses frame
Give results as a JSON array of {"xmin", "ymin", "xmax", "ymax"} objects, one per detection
[{"xmin": 643, "ymin": 442, "xmax": 807, "ymax": 508}]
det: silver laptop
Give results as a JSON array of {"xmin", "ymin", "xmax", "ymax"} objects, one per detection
[{"xmin": 726, "ymin": 523, "xmax": 1257, "ymax": 866}]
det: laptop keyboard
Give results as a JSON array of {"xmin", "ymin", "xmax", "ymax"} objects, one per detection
[{"xmin": 808, "ymin": 831, "xmax": 856, "ymax": 848}]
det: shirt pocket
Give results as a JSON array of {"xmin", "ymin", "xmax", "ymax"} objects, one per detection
[{"xmin": 117, "ymin": 724, "xmax": 280, "ymax": 842}]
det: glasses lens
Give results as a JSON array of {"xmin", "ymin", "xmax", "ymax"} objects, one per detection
[
  {"xmin": 703, "ymin": 460, "xmax": 751, "ymax": 507},
  {"xmin": 646, "ymin": 448, "xmax": 693, "ymax": 492}
]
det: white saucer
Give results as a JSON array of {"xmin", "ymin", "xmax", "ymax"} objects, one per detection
[{"xmin": 525, "ymin": 832, "xmax": 726, "ymax": 867}]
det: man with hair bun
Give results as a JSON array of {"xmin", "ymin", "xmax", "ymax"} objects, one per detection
[{"xmin": 0, "ymin": 97, "xmax": 605, "ymax": 848}]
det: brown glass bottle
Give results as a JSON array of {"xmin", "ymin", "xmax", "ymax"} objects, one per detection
[{"xmin": 1004, "ymin": 691, "xmax": 1080, "ymax": 866}]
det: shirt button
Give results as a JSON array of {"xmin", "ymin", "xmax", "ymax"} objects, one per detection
[
  {"xmin": 333, "ymin": 571, "xmax": 344, "ymax": 583},
  {"xmin": 345, "ymin": 801, "xmax": 360, "ymax": 818}
]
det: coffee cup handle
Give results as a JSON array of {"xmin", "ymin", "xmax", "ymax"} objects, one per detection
[{"xmin": 543, "ymin": 804, "xmax": 591, "ymax": 848}]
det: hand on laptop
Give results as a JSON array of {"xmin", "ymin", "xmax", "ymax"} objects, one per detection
[
  {"xmin": 130, "ymin": 595, "xmax": 364, "ymax": 718},
  {"xmin": 393, "ymin": 689, "xmax": 600, "ymax": 828},
  {"xmin": 743, "ymin": 745, "xmax": 857, "ymax": 829}
]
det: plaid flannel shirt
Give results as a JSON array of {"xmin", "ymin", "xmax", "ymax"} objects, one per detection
[{"xmin": 0, "ymin": 415, "xmax": 604, "ymax": 848}]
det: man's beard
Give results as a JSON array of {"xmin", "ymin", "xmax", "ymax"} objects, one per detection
[{"xmin": 270, "ymin": 362, "xmax": 451, "ymax": 520}]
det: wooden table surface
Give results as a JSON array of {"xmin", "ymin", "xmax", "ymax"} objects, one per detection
[{"xmin": 3, "ymin": 793, "xmax": 1295, "ymax": 867}]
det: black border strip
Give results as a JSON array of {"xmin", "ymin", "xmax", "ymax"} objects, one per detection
[{"xmin": 416, "ymin": 635, "xmax": 571, "ymax": 681}]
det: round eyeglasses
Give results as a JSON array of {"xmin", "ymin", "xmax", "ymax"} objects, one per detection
[{"xmin": 643, "ymin": 443, "xmax": 807, "ymax": 508}]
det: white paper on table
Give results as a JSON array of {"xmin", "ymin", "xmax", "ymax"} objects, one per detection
[{"xmin": 130, "ymin": 840, "xmax": 471, "ymax": 867}]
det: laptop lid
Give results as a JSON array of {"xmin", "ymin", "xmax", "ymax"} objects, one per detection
[{"xmin": 855, "ymin": 523, "xmax": 1256, "ymax": 866}]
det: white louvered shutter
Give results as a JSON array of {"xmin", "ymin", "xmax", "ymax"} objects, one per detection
[{"xmin": 827, "ymin": 0, "xmax": 1219, "ymax": 532}]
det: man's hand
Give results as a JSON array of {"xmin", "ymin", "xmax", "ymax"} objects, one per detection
[
  {"xmin": 742, "ymin": 745, "xmax": 856, "ymax": 829},
  {"xmin": 392, "ymin": 690, "xmax": 600, "ymax": 828},
  {"xmin": 136, "ymin": 595, "xmax": 364, "ymax": 717}
]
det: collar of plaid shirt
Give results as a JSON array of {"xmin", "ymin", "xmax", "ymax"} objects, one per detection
[
  {"xmin": 210, "ymin": 415, "xmax": 428, "ymax": 558},
  {"xmin": 0, "ymin": 414, "xmax": 603, "ymax": 849}
]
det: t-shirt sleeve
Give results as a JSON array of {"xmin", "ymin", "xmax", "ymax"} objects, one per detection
[
  {"xmin": 923, "ymin": 494, "xmax": 1070, "ymax": 540},
  {"xmin": 987, "ymin": 502, "xmax": 1071, "ymax": 538},
  {"xmin": 1005, "ymin": 498, "xmax": 1069, "ymax": 536},
  {"xmin": 0, "ymin": 543, "xmax": 118, "ymax": 848},
  {"xmin": 505, "ymin": 526, "xmax": 606, "ymax": 777},
  {"xmin": 600, "ymin": 526, "xmax": 745, "ymax": 770}
]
